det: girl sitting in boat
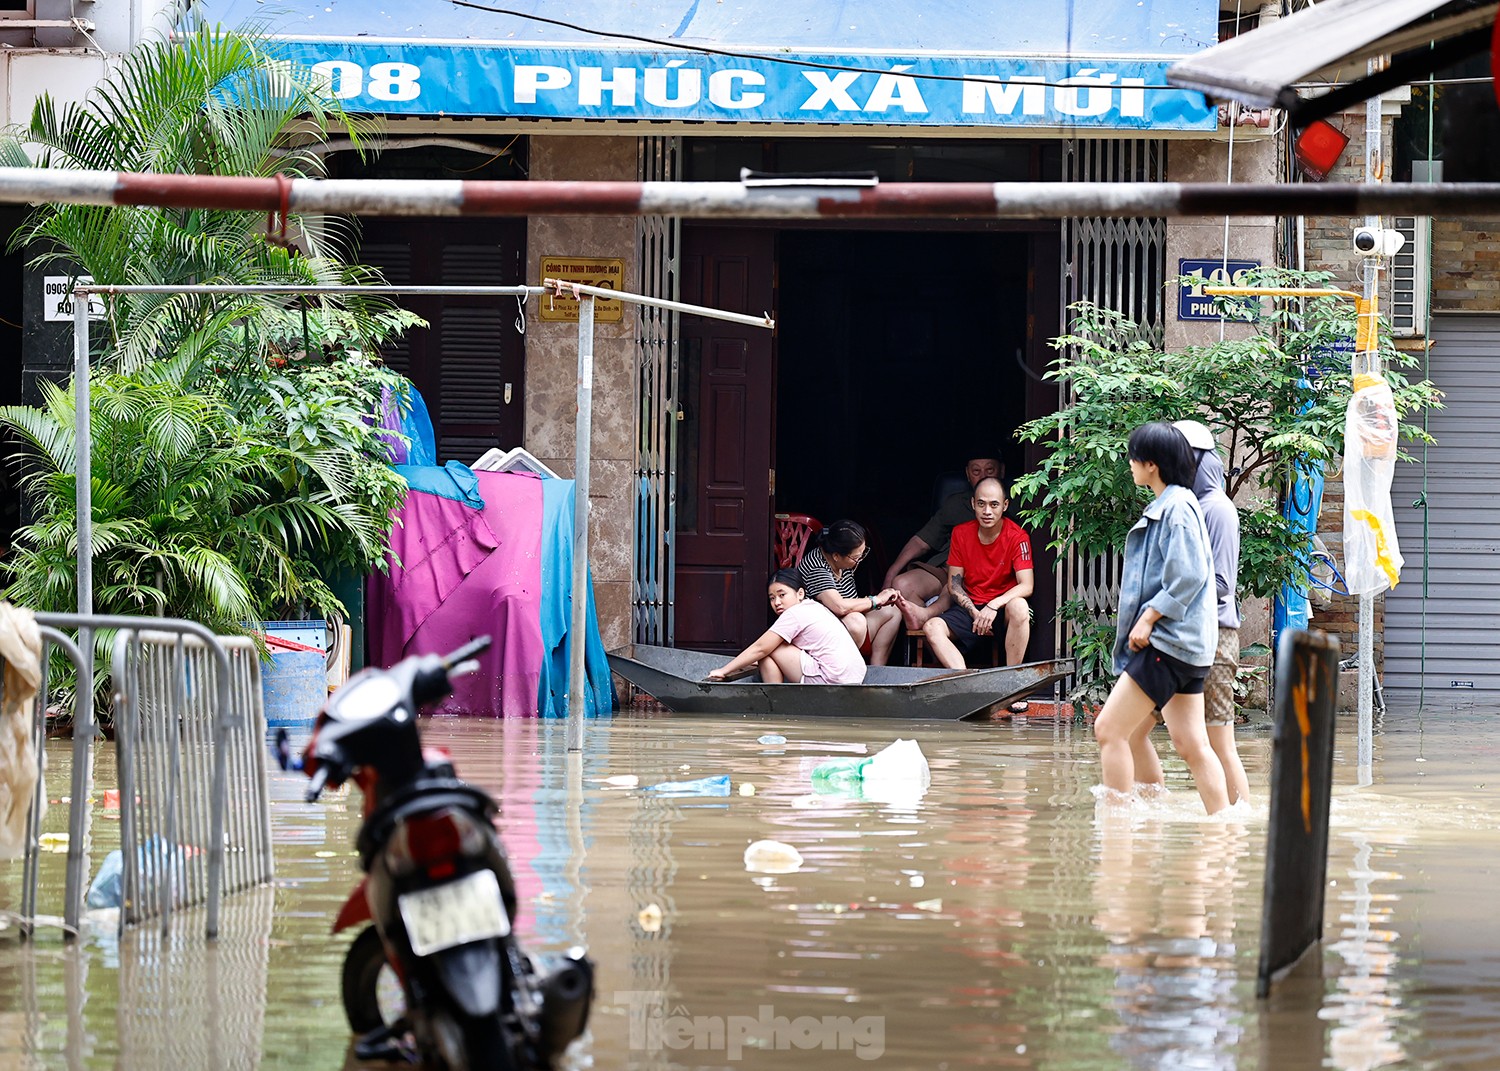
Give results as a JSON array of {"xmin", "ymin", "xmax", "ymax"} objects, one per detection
[{"xmin": 707, "ymin": 570, "xmax": 867, "ymax": 684}]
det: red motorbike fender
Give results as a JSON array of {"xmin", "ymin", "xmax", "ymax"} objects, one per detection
[{"xmin": 332, "ymin": 876, "xmax": 373, "ymax": 934}]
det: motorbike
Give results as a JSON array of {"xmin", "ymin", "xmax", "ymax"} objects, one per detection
[{"xmin": 292, "ymin": 636, "xmax": 593, "ymax": 1071}]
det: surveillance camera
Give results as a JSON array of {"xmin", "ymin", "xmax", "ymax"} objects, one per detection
[{"xmin": 1353, "ymin": 226, "xmax": 1406, "ymax": 257}]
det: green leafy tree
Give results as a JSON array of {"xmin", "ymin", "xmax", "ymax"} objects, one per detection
[{"xmin": 1013, "ymin": 268, "xmax": 1443, "ymax": 704}]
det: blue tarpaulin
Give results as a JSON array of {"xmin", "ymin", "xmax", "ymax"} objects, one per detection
[
  {"xmin": 538, "ymin": 477, "xmax": 616, "ymax": 719},
  {"xmin": 192, "ymin": 1, "xmax": 1217, "ymax": 130}
]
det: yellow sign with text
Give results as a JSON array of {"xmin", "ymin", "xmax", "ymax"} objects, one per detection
[{"xmin": 538, "ymin": 256, "xmax": 625, "ymax": 323}]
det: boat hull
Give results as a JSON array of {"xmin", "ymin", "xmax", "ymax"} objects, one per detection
[{"xmin": 608, "ymin": 645, "xmax": 1073, "ymax": 720}]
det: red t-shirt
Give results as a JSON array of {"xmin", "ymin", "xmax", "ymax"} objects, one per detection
[{"xmin": 948, "ymin": 518, "xmax": 1033, "ymax": 605}]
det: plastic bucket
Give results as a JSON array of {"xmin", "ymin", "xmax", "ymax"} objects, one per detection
[{"xmin": 261, "ymin": 649, "xmax": 328, "ymax": 727}]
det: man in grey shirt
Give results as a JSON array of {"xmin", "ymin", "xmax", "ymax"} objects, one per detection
[{"xmin": 882, "ymin": 454, "xmax": 1003, "ymax": 616}]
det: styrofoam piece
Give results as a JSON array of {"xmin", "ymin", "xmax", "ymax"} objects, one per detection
[{"xmin": 471, "ymin": 445, "xmax": 560, "ymax": 479}]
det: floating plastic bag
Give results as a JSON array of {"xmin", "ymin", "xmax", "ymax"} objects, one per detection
[
  {"xmin": 811, "ymin": 740, "xmax": 931, "ymax": 808},
  {"xmin": 644, "ymin": 774, "xmax": 730, "ymax": 798},
  {"xmin": 1343, "ymin": 374, "xmax": 1403, "ymax": 596},
  {"xmin": 812, "ymin": 739, "xmax": 929, "ymax": 786},
  {"xmin": 87, "ymin": 837, "xmax": 193, "ymax": 910},
  {"xmin": 743, "ymin": 839, "xmax": 804, "ymax": 874}
]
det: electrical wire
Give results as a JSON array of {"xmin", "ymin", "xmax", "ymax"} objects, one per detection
[{"xmin": 451, "ymin": 0, "xmax": 1193, "ymax": 92}]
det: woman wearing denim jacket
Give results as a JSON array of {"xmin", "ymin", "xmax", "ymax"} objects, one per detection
[{"xmin": 1092, "ymin": 422, "xmax": 1231, "ymax": 815}]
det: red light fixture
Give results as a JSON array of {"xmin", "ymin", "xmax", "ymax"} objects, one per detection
[{"xmin": 1294, "ymin": 119, "xmax": 1351, "ymax": 181}]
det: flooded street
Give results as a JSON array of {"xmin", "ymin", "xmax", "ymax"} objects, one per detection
[{"xmin": 3, "ymin": 703, "xmax": 1498, "ymax": 1069}]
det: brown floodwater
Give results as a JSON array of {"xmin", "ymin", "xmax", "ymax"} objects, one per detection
[{"xmin": 1, "ymin": 702, "xmax": 1498, "ymax": 1070}]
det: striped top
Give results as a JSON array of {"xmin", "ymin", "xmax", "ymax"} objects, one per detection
[{"xmin": 796, "ymin": 547, "xmax": 859, "ymax": 602}]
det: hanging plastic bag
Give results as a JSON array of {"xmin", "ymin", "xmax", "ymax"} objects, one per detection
[
  {"xmin": 0, "ymin": 602, "xmax": 43, "ymax": 859},
  {"xmin": 1342, "ymin": 373, "xmax": 1403, "ymax": 596}
]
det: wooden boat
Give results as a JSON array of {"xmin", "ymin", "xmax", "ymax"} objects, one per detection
[{"xmin": 608, "ymin": 644, "xmax": 1073, "ymax": 721}]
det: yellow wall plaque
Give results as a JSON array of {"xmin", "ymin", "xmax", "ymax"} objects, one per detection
[{"xmin": 538, "ymin": 256, "xmax": 626, "ymax": 322}]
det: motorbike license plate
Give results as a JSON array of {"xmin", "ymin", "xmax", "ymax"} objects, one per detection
[{"xmin": 398, "ymin": 870, "xmax": 510, "ymax": 957}]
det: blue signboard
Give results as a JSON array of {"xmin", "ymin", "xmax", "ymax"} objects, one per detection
[
  {"xmin": 1178, "ymin": 259, "xmax": 1262, "ymax": 321},
  {"xmin": 251, "ymin": 43, "xmax": 1215, "ymax": 130},
  {"xmin": 194, "ymin": 1, "xmax": 1218, "ymax": 58},
  {"xmin": 192, "ymin": 0, "xmax": 1218, "ymax": 130}
]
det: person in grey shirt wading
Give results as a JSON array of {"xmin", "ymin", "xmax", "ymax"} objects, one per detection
[
  {"xmin": 1092, "ymin": 422, "xmax": 1231, "ymax": 816},
  {"xmin": 1127, "ymin": 420, "xmax": 1251, "ymax": 806}
]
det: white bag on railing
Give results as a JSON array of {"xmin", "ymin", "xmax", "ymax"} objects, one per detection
[{"xmin": 0, "ymin": 602, "xmax": 43, "ymax": 859}]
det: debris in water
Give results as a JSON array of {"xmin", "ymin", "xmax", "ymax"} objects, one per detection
[
  {"xmin": 637, "ymin": 903, "xmax": 663, "ymax": 932},
  {"xmin": 646, "ymin": 774, "xmax": 730, "ymax": 797},
  {"xmin": 743, "ymin": 839, "xmax": 803, "ymax": 874}
]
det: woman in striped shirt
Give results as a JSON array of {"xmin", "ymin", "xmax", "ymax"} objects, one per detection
[{"xmin": 796, "ymin": 519, "xmax": 903, "ymax": 665}]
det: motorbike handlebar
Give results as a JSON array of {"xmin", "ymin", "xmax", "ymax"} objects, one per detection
[
  {"xmin": 305, "ymin": 765, "xmax": 331, "ymax": 803},
  {"xmin": 443, "ymin": 635, "xmax": 492, "ymax": 669}
]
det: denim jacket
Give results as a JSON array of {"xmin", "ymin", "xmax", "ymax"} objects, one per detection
[{"xmin": 1112, "ymin": 483, "xmax": 1218, "ymax": 672}]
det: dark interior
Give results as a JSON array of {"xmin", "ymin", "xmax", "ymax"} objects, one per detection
[
  {"xmin": 773, "ymin": 228, "xmax": 1032, "ymax": 592},
  {"xmin": 0, "ymin": 206, "xmax": 26, "ymax": 552}
]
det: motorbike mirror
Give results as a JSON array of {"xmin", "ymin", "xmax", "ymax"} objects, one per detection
[{"xmin": 328, "ymin": 672, "xmax": 403, "ymax": 723}]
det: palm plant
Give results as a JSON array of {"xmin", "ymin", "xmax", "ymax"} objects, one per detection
[
  {"xmin": 0, "ymin": 16, "xmax": 422, "ymax": 718},
  {"xmin": 12, "ymin": 18, "xmax": 396, "ymax": 370}
]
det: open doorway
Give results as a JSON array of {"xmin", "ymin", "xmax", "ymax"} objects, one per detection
[
  {"xmin": 672, "ymin": 223, "xmax": 1059, "ymax": 656},
  {"xmin": 773, "ymin": 228, "xmax": 1056, "ymax": 657}
]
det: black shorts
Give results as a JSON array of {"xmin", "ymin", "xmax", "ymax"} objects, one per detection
[
  {"xmin": 1124, "ymin": 645, "xmax": 1209, "ymax": 710},
  {"xmin": 937, "ymin": 605, "xmax": 988, "ymax": 654}
]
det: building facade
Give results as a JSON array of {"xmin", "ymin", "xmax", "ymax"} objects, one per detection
[{"xmin": 7, "ymin": 2, "xmax": 1313, "ymax": 675}]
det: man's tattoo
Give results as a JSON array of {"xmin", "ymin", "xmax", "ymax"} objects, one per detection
[{"xmin": 950, "ymin": 573, "xmax": 976, "ymax": 614}]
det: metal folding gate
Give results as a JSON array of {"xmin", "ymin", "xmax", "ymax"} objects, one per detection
[
  {"xmin": 1055, "ymin": 138, "xmax": 1168, "ymax": 666},
  {"xmin": 634, "ymin": 135, "xmax": 683, "ymax": 645}
]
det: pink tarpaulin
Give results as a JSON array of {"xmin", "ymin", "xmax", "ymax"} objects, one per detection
[{"xmin": 368, "ymin": 471, "xmax": 547, "ymax": 717}]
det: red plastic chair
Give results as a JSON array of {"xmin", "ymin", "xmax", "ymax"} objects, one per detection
[{"xmin": 773, "ymin": 513, "xmax": 822, "ymax": 569}]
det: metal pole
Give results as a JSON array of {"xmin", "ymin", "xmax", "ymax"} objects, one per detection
[
  {"xmin": 1356, "ymin": 73, "xmax": 1383, "ymax": 784},
  {"xmin": 567, "ymin": 295, "xmax": 595, "ymax": 751},
  {"xmin": 64, "ymin": 292, "xmax": 94, "ymax": 937}
]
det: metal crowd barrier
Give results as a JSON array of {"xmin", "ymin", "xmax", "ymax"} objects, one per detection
[
  {"xmin": 16, "ymin": 613, "xmax": 274, "ymax": 940},
  {"xmin": 113, "ymin": 628, "xmax": 274, "ymax": 937}
]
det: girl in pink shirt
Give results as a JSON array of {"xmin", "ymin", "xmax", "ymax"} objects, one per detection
[{"xmin": 707, "ymin": 570, "xmax": 866, "ymax": 684}]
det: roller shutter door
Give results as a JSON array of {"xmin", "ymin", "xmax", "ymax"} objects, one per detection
[{"xmin": 1385, "ymin": 314, "xmax": 1500, "ymax": 692}]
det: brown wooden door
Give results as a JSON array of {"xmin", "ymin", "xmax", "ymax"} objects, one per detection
[
  {"xmin": 674, "ymin": 228, "xmax": 776, "ymax": 651},
  {"xmin": 359, "ymin": 219, "xmax": 527, "ymax": 462}
]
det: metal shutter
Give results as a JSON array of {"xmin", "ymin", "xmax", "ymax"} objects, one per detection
[
  {"xmin": 1385, "ymin": 314, "xmax": 1500, "ymax": 692},
  {"xmin": 1055, "ymin": 139, "xmax": 1167, "ymax": 671}
]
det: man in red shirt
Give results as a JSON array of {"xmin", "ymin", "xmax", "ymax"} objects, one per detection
[{"xmin": 912, "ymin": 477, "xmax": 1034, "ymax": 677}]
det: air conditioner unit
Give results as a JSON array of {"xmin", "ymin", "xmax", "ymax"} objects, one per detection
[{"xmin": 1389, "ymin": 214, "xmax": 1429, "ymax": 338}]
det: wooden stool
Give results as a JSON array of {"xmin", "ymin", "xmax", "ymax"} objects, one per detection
[{"xmin": 906, "ymin": 628, "xmax": 1001, "ymax": 668}]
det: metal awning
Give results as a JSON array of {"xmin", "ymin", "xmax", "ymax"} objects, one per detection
[
  {"xmin": 1168, "ymin": 0, "xmax": 1498, "ymax": 126},
  {"xmin": 191, "ymin": 0, "xmax": 1221, "ymax": 132}
]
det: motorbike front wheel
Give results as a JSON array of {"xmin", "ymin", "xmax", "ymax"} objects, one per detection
[
  {"xmin": 341, "ymin": 925, "xmax": 406, "ymax": 1035},
  {"xmin": 423, "ymin": 1007, "xmax": 521, "ymax": 1071}
]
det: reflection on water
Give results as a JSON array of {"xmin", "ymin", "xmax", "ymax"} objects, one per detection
[{"xmin": 1, "ymin": 707, "xmax": 1499, "ymax": 1069}]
